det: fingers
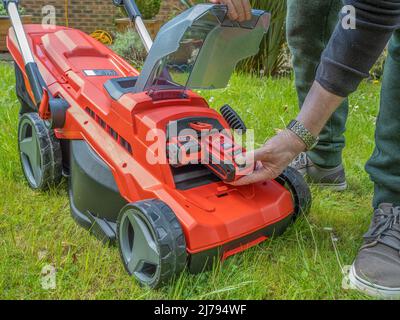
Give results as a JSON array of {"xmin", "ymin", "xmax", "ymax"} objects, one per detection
[
  {"xmin": 242, "ymin": 0, "xmax": 252, "ymax": 21},
  {"xmin": 208, "ymin": 0, "xmax": 252, "ymax": 22},
  {"xmin": 230, "ymin": 146, "xmax": 279, "ymax": 186},
  {"xmin": 233, "ymin": 0, "xmax": 252, "ymax": 22},
  {"xmin": 236, "ymin": 148, "xmax": 267, "ymax": 170},
  {"xmin": 229, "ymin": 166, "xmax": 276, "ymax": 186},
  {"xmin": 225, "ymin": 0, "xmax": 240, "ymax": 21},
  {"xmin": 231, "ymin": 0, "xmax": 245, "ymax": 21}
]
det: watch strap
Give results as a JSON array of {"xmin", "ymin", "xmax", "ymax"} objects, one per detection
[{"xmin": 287, "ymin": 120, "xmax": 319, "ymax": 151}]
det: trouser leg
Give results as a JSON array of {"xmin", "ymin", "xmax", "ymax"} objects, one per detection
[
  {"xmin": 287, "ymin": 0, "xmax": 348, "ymax": 167},
  {"xmin": 366, "ymin": 30, "xmax": 400, "ymax": 208}
]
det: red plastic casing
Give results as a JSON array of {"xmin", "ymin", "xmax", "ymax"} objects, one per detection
[{"xmin": 7, "ymin": 25, "xmax": 294, "ymax": 255}]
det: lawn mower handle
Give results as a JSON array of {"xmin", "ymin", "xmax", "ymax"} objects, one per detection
[
  {"xmin": 3, "ymin": 0, "xmax": 44, "ymax": 104},
  {"xmin": 112, "ymin": 0, "xmax": 153, "ymax": 52},
  {"xmin": 3, "ymin": 1, "xmax": 34, "ymax": 65},
  {"xmin": 4, "ymin": 0, "xmax": 69, "ymax": 128}
]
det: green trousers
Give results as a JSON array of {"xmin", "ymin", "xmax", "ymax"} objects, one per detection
[
  {"xmin": 287, "ymin": 0, "xmax": 400, "ymax": 207},
  {"xmin": 287, "ymin": 0, "xmax": 348, "ymax": 168}
]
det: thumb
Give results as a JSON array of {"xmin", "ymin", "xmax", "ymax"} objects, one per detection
[{"xmin": 229, "ymin": 166, "xmax": 275, "ymax": 186}]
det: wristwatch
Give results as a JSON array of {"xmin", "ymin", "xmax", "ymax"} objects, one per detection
[{"xmin": 287, "ymin": 120, "xmax": 319, "ymax": 151}]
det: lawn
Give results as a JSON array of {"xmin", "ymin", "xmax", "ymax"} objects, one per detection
[{"xmin": 0, "ymin": 61, "xmax": 381, "ymax": 300}]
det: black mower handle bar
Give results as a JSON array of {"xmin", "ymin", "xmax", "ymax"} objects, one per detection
[{"xmin": 112, "ymin": 0, "xmax": 141, "ymax": 20}]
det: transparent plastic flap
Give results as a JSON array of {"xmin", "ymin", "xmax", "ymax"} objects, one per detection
[{"xmin": 134, "ymin": 4, "xmax": 270, "ymax": 93}]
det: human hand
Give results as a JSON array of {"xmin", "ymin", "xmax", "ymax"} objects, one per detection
[
  {"xmin": 231, "ymin": 129, "xmax": 306, "ymax": 186},
  {"xmin": 209, "ymin": 0, "xmax": 252, "ymax": 22}
]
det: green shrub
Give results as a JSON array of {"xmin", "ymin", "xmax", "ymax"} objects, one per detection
[
  {"xmin": 117, "ymin": 0, "xmax": 161, "ymax": 20},
  {"xmin": 136, "ymin": 0, "xmax": 161, "ymax": 19},
  {"xmin": 169, "ymin": 1, "xmax": 205, "ymax": 20},
  {"xmin": 0, "ymin": 3, "xmax": 25, "ymax": 16},
  {"xmin": 111, "ymin": 29, "xmax": 147, "ymax": 68},
  {"xmin": 241, "ymin": 0, "xmax": 287, "ymax": 76},
  {"xmin": 0, "ymin": 4, "xmax": 6, "ymax": 16}
]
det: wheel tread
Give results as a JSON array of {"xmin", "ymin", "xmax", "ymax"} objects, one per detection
[
  {"xmin": 276, "ymin": 166, "xmax": 312, "ymax": 219},
  {"xmin": 116, "ymin": 199, "xmax": 188, "ymax": 288},
  {"xmin": 18, "ymin": 113, "xmax": 62, "ymax": 191}
]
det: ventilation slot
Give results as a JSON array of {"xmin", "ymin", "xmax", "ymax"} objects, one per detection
[{"xmin": 85, "ymin": 107, "xmax": 133, "ymax": 154}]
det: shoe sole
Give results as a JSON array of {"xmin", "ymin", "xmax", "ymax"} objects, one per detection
[{"xmin": 349, "ymin": 264, "xmax": 400, "ymax": 299}]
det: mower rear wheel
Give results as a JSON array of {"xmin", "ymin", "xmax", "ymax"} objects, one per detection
[
  {"xmin": 18, "ymin": 113, "xmax": 62, "ymax": 190},
  {"xmin": 117, "ymin": 200, "xmax": 187, "ymax": 288},
  {"xmin": 276, "ymin": 166, "xmax": 312, "ymax": 219}
]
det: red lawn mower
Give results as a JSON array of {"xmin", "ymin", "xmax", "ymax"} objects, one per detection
[{"xmin": 4, "ymin": 0, "xmax": 311, "ymax": 288}]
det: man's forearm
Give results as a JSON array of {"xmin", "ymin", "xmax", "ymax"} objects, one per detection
[{"xmin": 297, "ymin": 82, "xmax": 345, "ymax": 137}]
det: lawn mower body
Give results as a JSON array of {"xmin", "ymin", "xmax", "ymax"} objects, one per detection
[{"xmin": 5, "ymin": 0, "xmax": 310, "ymax": 285}]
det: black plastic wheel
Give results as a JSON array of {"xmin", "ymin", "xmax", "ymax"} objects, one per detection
[
  {"xmin": 275, "ymin": 166, "xmax": 312, "ymax": 219},
  {"xmin": 14, "ymin": 63, "xmax": 36, "ymax": 115},
  {"xmin": 117, "ymin": 199, "xmax": 187, "ymax": 288},
  {"xmin": 18, "ymin": 113, "xmax": 62, "ymax": 191}
]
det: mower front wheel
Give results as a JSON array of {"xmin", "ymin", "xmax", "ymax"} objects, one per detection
[
  {"xmin": 18, "ymin": 113, "xmax": 62, "ymax": 191},
  {"xmin": 117, "ymin": 200, "xmax": 187, "ymax": 288},
  {"xmin": 276, "ymin": 166, "xmax": 312, "ymax": 219}
]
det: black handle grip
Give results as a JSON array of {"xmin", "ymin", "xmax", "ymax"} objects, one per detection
[
  {"xmin": 25, "ymin": 62, "xmax": 47, "ymax": 108},
  {"xmin": 112, "ymin": 0, "xmax": 141, "ymax": 20}
]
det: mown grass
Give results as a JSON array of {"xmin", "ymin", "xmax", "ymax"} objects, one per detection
[{"xmin": 0, "ymin": 61, "xmax": 381, "ymax": 299}]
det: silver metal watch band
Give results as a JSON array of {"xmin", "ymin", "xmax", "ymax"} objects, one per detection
[{"xmin": 287, "ymin": 120, "xmax": 319, "ymax": 151}]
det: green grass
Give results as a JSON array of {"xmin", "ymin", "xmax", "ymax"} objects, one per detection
[{"xmin": 0, "ymin": 61, "xmax": 381, "ymax": 300}]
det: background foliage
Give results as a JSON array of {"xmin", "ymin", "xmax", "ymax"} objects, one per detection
[
  {"xmin": 0, "ymin": 2, "xmax": 25, "ymax": 16},
  {"xmin": 117, "ymin": 0, "xmax": 161, "ymax": 20},
  {"xmin": 370, "ymin": 49, "xmax": 387, "ymax": 80},
  {"xmin": 241, "ymin": 0, "xmax": 287, "ymax": 76},
  {"xmin": 111, "ymin": 29, "xmax": 147, "ymax": 68},
  {"xmin": 135, "ymin": 0, "xmax": 161, "ymax": 20}
]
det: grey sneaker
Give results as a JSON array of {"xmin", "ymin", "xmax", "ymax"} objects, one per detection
[
  {"xmin": 289, "ymin": 152, "xmax": 347, "ymax": 191},
  {"xmin": 349, "ymin": 204, "xmax": 400, "ymax": 299}
]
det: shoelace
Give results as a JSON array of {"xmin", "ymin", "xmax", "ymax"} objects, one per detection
[{"xmin": 364, "ymin": 206, "xmax": 400, "ymax": 250}]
